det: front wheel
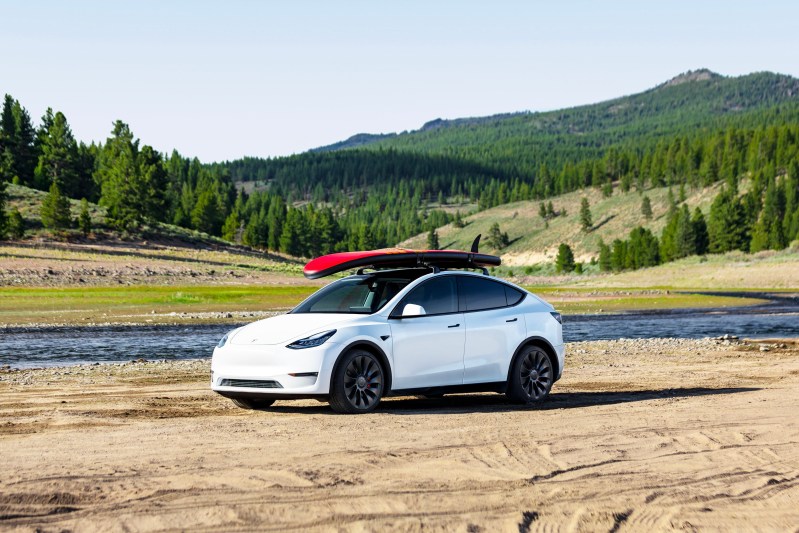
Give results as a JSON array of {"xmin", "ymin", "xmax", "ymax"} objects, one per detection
[
  {"xmin": 506, "ymin": 346, "xmax": 553, "ymax": 404},
  {"xmin": 231, "ymin": 398, "xmax": 276, "ymax": 410},
  {"xmin": 329, "ymin": 350, "xmax": 385, "ymax": 414}
]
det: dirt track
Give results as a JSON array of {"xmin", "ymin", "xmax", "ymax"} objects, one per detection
[{"xmin": 1, "ymin": 338, "xmax": 798, "ymax": 532}]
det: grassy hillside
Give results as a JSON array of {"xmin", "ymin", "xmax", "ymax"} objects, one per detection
[
  {"xmin": 400, "ymin": 182, "xmax": 725, "ymax": 264},
  {"xmin": 6, "ymin": 183, "xmax": 243, "ymax": 249}
]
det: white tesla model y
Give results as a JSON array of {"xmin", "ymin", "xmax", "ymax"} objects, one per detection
[{"xmin": 211, "ymin": 246, "xmax": 564, "ymax": 414}]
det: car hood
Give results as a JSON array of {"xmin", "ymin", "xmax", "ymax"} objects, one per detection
[{"xmin": 229, "ymin": 313, "xmax": 353, "ymax": 346}]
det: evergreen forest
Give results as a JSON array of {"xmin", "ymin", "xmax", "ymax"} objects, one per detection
[{"xmin": 1, "ymin": 70, "xmax": 798, "ymax": 272}]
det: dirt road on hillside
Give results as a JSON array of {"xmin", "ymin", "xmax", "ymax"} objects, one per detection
[{"xmin": 1, "ymin": 338, "xmax": 798, "ymax": 531}]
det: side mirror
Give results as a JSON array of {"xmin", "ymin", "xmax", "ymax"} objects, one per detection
[{"xmin": 402, "ymin": 303, "xmax": 426, "ymax": 317}]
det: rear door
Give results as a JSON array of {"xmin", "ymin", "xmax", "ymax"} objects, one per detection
[
  {"xmin": 458, "ymin": 276, "xmax": 527, "ymax": 384},
  {"xmin": 388, "ymin": 276, "xmax": 465, "ymax": 389}
]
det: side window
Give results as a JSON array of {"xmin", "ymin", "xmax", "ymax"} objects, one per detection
[
  {"xmin": 458, "ymin": 276, "xmax": 510, "ymax": 312},
  {"xmin": 393, "ymin": 277, "xmax": 458, "ymax": 317},
  {"xmin": 505, "ymin": 285, "xmax": 526, "ymax": 306}
]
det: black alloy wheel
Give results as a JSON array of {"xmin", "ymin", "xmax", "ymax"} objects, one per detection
[
  {"xmin": 330, "ymin": 350, "xmax": 385, "ymax": 413},
  {"xmin": 507, "ymin": 346, "xmax": 553, "ymax": 404}
]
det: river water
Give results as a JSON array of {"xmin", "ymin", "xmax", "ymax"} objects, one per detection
[{"xmin": 2, "ymin": 302, "xmax": 797, "ymax": 369}]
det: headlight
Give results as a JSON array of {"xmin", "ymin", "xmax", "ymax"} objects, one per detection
[
  {"xmin": 287, "ymin": 330, "xmax": 337, "ymax": 350},
  {"xmin": 217, "ymin": 331, "xmax": 232, "ymax": 348},
  {"xmin": 550, "ymin": 312, "xmax": 562, "ymax": 324}
]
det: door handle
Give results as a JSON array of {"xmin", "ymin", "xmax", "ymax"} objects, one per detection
[
  {"xmin": 506, "ymin": 318, "xmax": 518, "ymax": 323},
  {"xmin": 448, "ymin": 323, "xmax": 460, "ymax": 328}
]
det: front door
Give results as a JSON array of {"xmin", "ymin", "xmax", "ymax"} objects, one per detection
[{"xmin": 388, "ymin": 276, "xmax": 464, "ymax": 389}]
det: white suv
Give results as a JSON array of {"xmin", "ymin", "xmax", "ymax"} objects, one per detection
[{"xmin": 211, "ymin": 268, "xmax": 564, "ymax": 413}]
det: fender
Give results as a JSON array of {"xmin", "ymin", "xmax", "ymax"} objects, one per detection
[
  {"xmin": 331, "ymin": 339, "xmax": 394, "ymax": 392},
  {"xmin": 507, "ymin": 335, "xmax": 560, "ymax": 383}
]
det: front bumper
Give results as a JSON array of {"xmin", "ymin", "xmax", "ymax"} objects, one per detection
[{"xmin": 211, "ymin": 341, "xmax": 342, "ymax": 398}]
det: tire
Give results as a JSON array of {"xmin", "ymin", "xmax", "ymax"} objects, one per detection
[
  {"xmin": 231, "ymin": 397, "xmax": 276, "ymax": 410},
  {"xmin": 329, "ymin": 349, "xmax": 385, "ymax": 414},
  {"xmin": 506, "ymin": 345, "xmax": 554, "ymax": 404}
]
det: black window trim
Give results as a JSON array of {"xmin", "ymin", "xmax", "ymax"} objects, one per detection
[{"xmin": 455, "ymin": 274, "xmax": 527, "ymax": 314}]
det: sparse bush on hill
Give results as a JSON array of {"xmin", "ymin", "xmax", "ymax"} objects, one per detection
[{"xmin": 7, "ymin": 207, "xmax": 24, "ymax": 238}]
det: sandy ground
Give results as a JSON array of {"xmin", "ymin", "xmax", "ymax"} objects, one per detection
[{"xmin": 1, "ymin": 338, "xmax": 798, "ymax": 532}]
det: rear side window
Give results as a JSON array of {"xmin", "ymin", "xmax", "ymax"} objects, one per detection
[
  {"xmin": 458, "ymin": 276, "xmax": 508, "ymax": 312},
  {"xmin": 505, "ymin": 285, "xmax": 526, "ymax": 306},
  {"xmin": 392, "ymin": 276, "xmax": 458, "ymax": 317}
]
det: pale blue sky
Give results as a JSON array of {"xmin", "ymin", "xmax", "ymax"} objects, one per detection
[{"xmin": 2, "ymin": 1, "xmax": 797, "ymax": 161}]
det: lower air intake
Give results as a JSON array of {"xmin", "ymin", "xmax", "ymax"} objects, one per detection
[{"xmin": 219, "ymin": 378, "xmax": 283, "ymax": 389}]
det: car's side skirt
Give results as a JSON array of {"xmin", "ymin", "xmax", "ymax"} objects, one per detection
[{"xmin": 388, "ymin": 381, "xmax": 507, "ymax": 397}]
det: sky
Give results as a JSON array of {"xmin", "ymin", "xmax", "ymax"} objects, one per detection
[{"xmin": 2, "ymin": 1, "xmax": 798, "ymax": 162}]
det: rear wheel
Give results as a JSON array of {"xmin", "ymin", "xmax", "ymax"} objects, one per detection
[
  {"xmin": 329, "ymin": 349, "xmax": 385, "ymax": 414},
  {"xmin": 506, "ymin": 346, "xmax": 553, "ymax": 404},
  {"xmin": 231, "ymin": 398, "xmax": 276, "ymax": 410}
]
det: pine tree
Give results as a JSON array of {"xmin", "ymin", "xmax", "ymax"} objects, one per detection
[
  {"xmin": 40, "ymin": 180, "xmax": 72, "ymax": 229},
  {"xmin": 628, "ymin": 227, "xmax": 660, "ymax": 268},
  {"xmin": 538, "ymin": 202, "xmax": 547, "ymax": 219},
  {"xmin": 749, "ymin": 179, "xmax": 785, "ymax": 252},
  {"xmin": 94, "ymin": 121, "xmax": 166, "ymax": 229},
  {"xmin": 279, "ymin": 208, "xmax": 303, "ymax": 256},
  {"xmin": 555, "ymin": 243, "xmax": 575, "ymax": 273},
  {"xmin": 579, "ymin": 197, "xmax": 592, "ymax": 232},
  {"xmin": 610, "ymin": 239, "xmax": 628, "ymax": 271},
  {"xmin": 426, "ymin": 228, "xmax": 439, "ymax": 250},
  {"xmin": 0, "ymin": 178, "xmax": 7, "ymax": 238},
  {"xmin": 667, "ymin": 188, "xmax": 677, "ymax": 216},
  {"xmin": 191, "ymin": 190, "xmax": 221, "ymax": 234},
  {"xmin": 487, "ymin": 222, "xmax": 509, "ymax": 249},
  {"xmin": 674, "ymin": 205, "xmax": 697, "ymax": 259},
  {"xmin": 0, "ymin": 96, "xmax": 36, "ymax": 185},
  {"xmin": 78, "ymin": 199, "xmax": 91, "ymax": 236},
  {"xmin": 34, "ymin": 110, "xmax": 81, "ymax": 195},
  {"xmin": 708, "ymin": 187, "xmax": 747, "ymax": 252},
  {"xmin": 546, "ymin": 201, "xmax": 555, "ymax": 217},
  {"xmin": 221, "ymin": 210, "xmax": 242, "ymax": 242},
  {"xmin": 7, "ymin": 207, "xmax": 24, "ymax": 239},
  {"xmin": 266, "ymin": 197, "xmax": 286, "ymax": 251},
  {"xmin": 641, "ymin": 195, "xmax": 653, "ymax": 220},
  {"xmin": 597, "ymin": 239, "xmax": 612, "ymax": 272},
  {"xmin": 691, "ymin": 208, "xmax": 709, "ymax": 255},
  {"xmin": 784, "ymin": 160, "xmax": 799, "ymax": 242},
  {"xmin": 453, "ymin": 210, "xmax": 465, "ymax": 228}
]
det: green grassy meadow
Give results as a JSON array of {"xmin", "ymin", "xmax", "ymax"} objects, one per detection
[
  {"xmin": 0, "ymin": 283, "xmax": 771, "ymax": 326},
  {"xmin": 0, "ymin": 285, "xmax": 317, "ymax": 325}
]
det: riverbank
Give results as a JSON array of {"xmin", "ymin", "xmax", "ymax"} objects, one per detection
[
  {"xmin": 1, "ymin": 240, "xmax": 796, "ymax": 326},
  {"xmin": 1, "ymin": 338, "xmax": 797, "ymax": 531}
]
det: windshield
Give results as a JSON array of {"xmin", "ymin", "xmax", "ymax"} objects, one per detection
[{"xmin": 292, "ymin": 276, "xmax": 413, "ymax": 314}]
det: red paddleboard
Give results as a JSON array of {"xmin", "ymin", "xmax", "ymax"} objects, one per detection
[{"xmin": 303, "ymin": 247, "xmax": 501, "ymax": 279}]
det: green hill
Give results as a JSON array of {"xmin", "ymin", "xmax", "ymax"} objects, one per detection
[
  {"xmin": 218, "ymin": 70, "xmax": 799, "ymax": 216},
  {"xmin": 339, "ymin": 70, "xmax": 799, "ymax": 175},
  {"xmin": 400, "ymin": 181, "xmax": 727, "ymax": 265}
]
